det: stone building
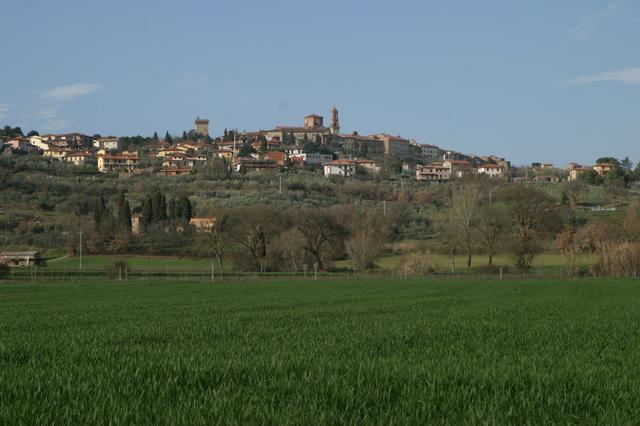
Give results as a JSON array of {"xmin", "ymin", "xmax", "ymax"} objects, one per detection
[{"xmin": 195, "ymin": 117, "xmax": 210, "ymax": 136}]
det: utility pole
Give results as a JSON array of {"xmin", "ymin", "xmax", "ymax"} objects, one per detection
[{"xmin": 79, "ymin": 230, "xmax": 83, "ymax": 271}]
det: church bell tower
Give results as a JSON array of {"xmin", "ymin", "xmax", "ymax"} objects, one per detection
[{"xmin": 330, "ymin": 106, "xmax": 340, "ymax": 135}]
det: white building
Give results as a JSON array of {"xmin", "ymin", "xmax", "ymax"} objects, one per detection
[
  {"xmin": 29, "ymin": 136, "xmax": 51, "ymax": 151},
  {"xmin": 324, "ymin": 159, "xmax": 357, "ymax": 177},
  {"xmin": 477, "ymin": 164, "xmax": 505, "ymax": 178},
  {"xmin": 290, "ymin": 153, "xmax": 333, "ymax": 166}
]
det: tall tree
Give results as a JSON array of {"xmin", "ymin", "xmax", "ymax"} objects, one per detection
[
  {"xmin": 117, "ymin": 200, "xmax": 132, "ymax": 232},
  {"xmin": 449, "ymin": 184, "xmax": 480, "ymax": 268},
  {"xmin": 298, "ymin": 210, "xmax": 344, "ymax": 270},
  {"xmin": 94, "ymin": 195, "xmax": 107, "ymax": 226},
  {"xmin": 203, "ymin": 214, "xmax": 232, "ymax": 277},
  {"xmin": 164, "ymin": 131, "xmax": 173, "ymax": 145},
  {"xmin": 503, "ymin": 186, "xmax": 555, "ymax": 272}
]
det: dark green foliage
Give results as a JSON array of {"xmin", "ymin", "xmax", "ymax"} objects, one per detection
[
  {"xmin": 94, "ymin": 195, "xmax": 107, "ymax": 226},
  {"xmin": 0, "ymin": 125, "xmax": 23, "ymax": 138},
  {"xmin": 238, "ymin": 144, "xmax": 256, "ymax": 158},
  {"xmin": 2, "ymin": 279, "xmax": 640, "ymax": 423},
  {"xmin": 117, "ymin": 200, "xmax": 132, "ymax": 232},
  {"xmin": 164, "ymin": 131, "xmax": 172, "ymax": 145},
  {"xmin": 0, "ymin": 263, "xmax": 9, "ymax": 279}
]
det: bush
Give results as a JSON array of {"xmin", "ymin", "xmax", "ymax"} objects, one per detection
[
  {"xmin": 400, "ymin": 250, "xmax": 437, "ymax": 277},
  {"xmin": 105, "ymin": 260, "xmax": 131, "ymax": 280}
]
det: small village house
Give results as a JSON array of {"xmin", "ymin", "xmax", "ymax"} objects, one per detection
[
  {"xmin": 0, "ymin": 251, "xmax": 45, "ymax": 267},
  {"xmin": 324, "ymin": 159, "xmax": 357, "ymax": 177}
]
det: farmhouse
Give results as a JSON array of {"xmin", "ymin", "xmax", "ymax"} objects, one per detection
[
  {"xmin": 416, "ymin": 163, "xmax": 451, "ymax": 183},
  {"xmin": 324, "ymin": 159, "xmax": 357, "ymax": 177},
  {"xmin": 97, "ymin": 152, "xmax": 141, "ymax": 173},
  {"xmin": 477, "ymin": 163, "xmax": 505, "ymax": 178},
  {"xmin": 0, "ymin": 251, "xmax": 45, "ymax": 267}
]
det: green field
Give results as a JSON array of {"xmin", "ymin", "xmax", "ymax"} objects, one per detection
[
  {"xmin": 48, "ymin": 253, "xmax": 595, "ymax": 274},
  {"xmin": 1, "ymin": 278, "xmax": 640, "ymax": 423}
]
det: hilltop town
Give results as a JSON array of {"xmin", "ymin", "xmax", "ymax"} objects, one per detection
[{"xmin": 1, "ymin": 108, "xmax": 633, "ymax": 184}]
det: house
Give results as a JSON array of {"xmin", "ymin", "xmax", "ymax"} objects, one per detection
[
  {"xmin": 215, "ymin": 150, "xmax": 235, "ymax": 160},
  {"xmin": 324, "ymin": 159, "xmax": 357, "ymax": 177},
  {"xmin": 416, "ymin": 163, "xmax": 451, "ymax": 183},
  {"xmin": 0, "ymin": 251, "xmax": 45, "ymax": 267},
  {"xmin": 190, "ymin": 217, "xmax": 216, "ymax": 232},
  {"xmin": 289, "ymin": 152, "xmax": 333, "ymax": 166},
  {"xmin": 4, "ymin": 138, "xmax": 34, "ymax": 153},
  {"xmin": 234, "ymin": 158, "xmax": 278, "ymax": 172},
  {"xmin": 443, "ymin": 159, "xmax": 474, "ymax": 178},
  {"xmin": 95, "ymin": 137, "xmax": 121, "ymax": 151},
  {"xmin": 477, "ymin": 163, "xmax": 505, "ymax": 178},
  {"xmin": 263, "ymin": 151, "xmax": 287, "ymax": 166},
  {"xmin": 418, "ymin": 143, "xmax": 442, "ymax": 160},
  {"xmin": 593, "ymin": 163, "xmax": 615, "ymax": 176},
  {"xmin": 43, "ymin": 148, "xmax": 71, "ymax": 160},
  {"xmin": 97, "ymin": 152, "xmax": 141, "ymax": 173},
  {"xmin": 157, "ymin": 147, "xmax": 190, "ymax": 158},
  {"xmin": 356, "ymin": 159, "xmax": 381, "ymax": 173},
  {"xmin": 568, "ymin": 165, "xmax": 592, "ymax": 181},
  {"xmin": 29, "ymin": 136, "xmax": 51, "ymax": 151},
  {"xmin": 338, "ymin": 133, "xmax": 411, "ymax": 158},
  {"xmin": 65, "ymin": 151, "xmax": 94, "ymax": 166}
]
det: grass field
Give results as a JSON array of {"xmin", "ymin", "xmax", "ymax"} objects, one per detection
[
  {"xmin": 1, "ymin": 278, "xmax": 640, "ymax": 423},
  {"xmin": 49, "ymin": 252, "xmax": 596, "ymax": 274}
]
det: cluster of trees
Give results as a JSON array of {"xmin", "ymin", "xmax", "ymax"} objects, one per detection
[
  {"xmin": 0, "ymin": 125, "xmax": 40, "ymax": 140},
  {"xmin": 199, "ymin": 205, "xmax": 392, "ymax": 277},
  {"xmin": 556, "ymin": 200, "xmax": 640, "ymax": 277},
  {"xmin": 436, "ymin": 183, "xmax": 561, "ymax": 273},
  {"xmin": 579, "ymin": 157, "xmax": 640, "ymax": 187}
]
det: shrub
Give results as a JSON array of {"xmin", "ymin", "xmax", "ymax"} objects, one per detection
[
  {"xmin": 105, "ymin": 260, "xmax": 131, "ymax": 280},
  {"xmin": 400, "ymin": 250, "xmax": 437, "ymax": 277}
]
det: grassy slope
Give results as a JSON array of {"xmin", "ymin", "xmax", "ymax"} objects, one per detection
[{"xmin": 1, "ymin": 278, "xmax": 640, "ymax": 424}]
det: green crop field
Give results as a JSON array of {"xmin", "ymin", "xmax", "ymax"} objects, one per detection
[{"xmin": 1, "ymin": 278, "xmax": 640, "ymax": 424}]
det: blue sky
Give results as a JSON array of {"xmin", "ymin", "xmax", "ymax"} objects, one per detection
[{"xmin": 1, "ymin": 0, "xmax": 638, "ymax": 165}]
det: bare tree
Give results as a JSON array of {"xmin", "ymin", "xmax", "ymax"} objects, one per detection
[
  {"xmin": 298, "ymin": 209, "xmax": 345, "ymax": 271},
  {"xmin": 448, "ymin": 184, "xmax": 480, "ymax": 268},
  {"xmin": 339, "ymin": 208, "xmax": 391, "ymax": 272},
  {"xmin": 202, "ymin": 214, "xmax": 232, "ymax": 278},
  {"xmin": 503, "ymin": 186, "xmax": 555, "ymax": 272},
  {"xmin": 474, "ymin": 201, "xmax": 508, "ymax": 265}
]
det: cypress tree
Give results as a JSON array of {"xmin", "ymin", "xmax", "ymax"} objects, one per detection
[
  {"xmin": 182, "ymin": 131, "xmax": 188, "ymax": 141},
  {"xmin": 94, "ymin": 195, "xmax": 106, "ymax": 225},
  {"xmin": 167, "ymin": 199, "xmax": 177, "ymax": 221},
  {"xmin": 141, "ymin": 198, "xmax": 153, "ymax": 225},
  {"xmin": 179, "ymin": 196, "xmax": 192, "ymax": 221},
  {"xmin": 118, "ymin": 200, "xmax": 132, "ymax": 231}
]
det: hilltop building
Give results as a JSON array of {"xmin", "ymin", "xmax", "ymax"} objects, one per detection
[{"xmin": 195, "ymin": 117, "xmax": 210, "ymax": 136}]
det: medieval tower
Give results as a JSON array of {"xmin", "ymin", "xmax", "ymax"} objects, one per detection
[
  {"xmin": 330, "ymin": 106, "xmax": 340, "ymax": 135},
  {"xmin": 195, "ymin": 116, "xmax": 210, "ymax": 136}
]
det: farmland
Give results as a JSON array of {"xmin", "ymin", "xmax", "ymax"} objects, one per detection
[{"xmin": 1, "ymin": 278, "xmax": 640, "ymax": 423}]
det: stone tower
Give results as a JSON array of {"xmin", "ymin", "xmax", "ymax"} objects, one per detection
[
  {"xmin": 330, "ymin": 106, "xmax": 340, "ymax": 135},
  {"xmin": 195, "ymin": 116, "xmax": 210, "ymax": 136}
]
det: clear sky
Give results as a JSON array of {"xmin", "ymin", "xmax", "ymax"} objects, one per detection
[{"xmin": 1, "ymin": 0, "xmax": 638, "ymax": 165}]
